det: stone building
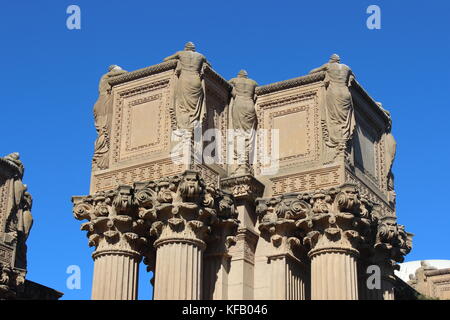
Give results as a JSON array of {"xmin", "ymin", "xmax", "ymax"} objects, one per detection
[
  {"xmin": 407, "ymin": 261, "xmax": 450, "ymax": 299},
  {"xmin": 72, "ymin": 43, "xmax": 413, "ymax": 300},
  {"xmin": 0, "ymin": 153, "xmax": 62, "ymax": 300}
]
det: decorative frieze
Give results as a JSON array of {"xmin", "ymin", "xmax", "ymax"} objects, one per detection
[{"xmin": 270, "ymin": 166, "xmax": 341, "ymax": 196}]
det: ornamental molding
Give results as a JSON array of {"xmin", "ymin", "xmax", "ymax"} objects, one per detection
[
  {"xmin": 74, "ymin": 170, "xmax": 239, "ymax": 256},
  {"xmin": 108, "ymin": 61, "xmax": 177, "ymax": 87},
  {"xmin": 255, "ymin": 183, "xmax": 410, "ymax": 261},
  {"xmin": 221, "ymin": 175, "xmax": 265, "ymax": 200},
  {"xmin": 255, "ymin": 72, "xmax": 325, "ymax": 96}
]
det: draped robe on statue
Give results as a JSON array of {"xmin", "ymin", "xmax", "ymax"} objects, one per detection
[
  {"xmin": 229, "ymin": 75, "xmax": 258, "ymax": 174},
  {"xmin": 176, "ymin": 69, "xmax": 204, "ymax": 129},
  {"xmin": 323, "ymin": 63, "xmax": 355, "ymax": 148},
  {"xmin": 230, "ymin": 81, "xmax": 257, "ymax": 133},
  {"xmin": 93, "ymin": 69, "xmax": 126, "ymax": 169},
  {"xmin": 165, "ymin": 50, "xmax": 207, "ymax": 130}
]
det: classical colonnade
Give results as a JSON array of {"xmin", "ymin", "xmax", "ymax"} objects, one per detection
[{"xmin": 72, "ymin": 171, "xmax": 411, "ymax": 300}]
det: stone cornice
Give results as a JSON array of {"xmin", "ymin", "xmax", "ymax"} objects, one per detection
[
  {"xmin": 255, "ymin": 72, "xmax": 325, "ymax": 96},
  {"xmin": 108, "ymin": 60, "xmax": 177, "ymax": 87},
  {"xmin": 204, "ymin": 65, "xmax": 232, "ymax": 91},
  {"xmin": 352, "ymin": 79, "xmax": 390, "ymax": 124},
  {"xmin": 424, "ymin": 268, "xmax": 450, "ymax": 277},
  {"xmin": 255, "ymin": 71, "xmax": 390, "ymax": 125},
  {"xmin": 107, "ymin": 61, "xmax": 231, "ymax": 93}
]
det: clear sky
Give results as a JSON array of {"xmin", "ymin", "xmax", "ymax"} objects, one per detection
[{"xmin": 0, "ymin": 0, "xmax": 449, "ymax": 300}]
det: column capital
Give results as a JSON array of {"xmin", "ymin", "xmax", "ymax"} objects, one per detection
[
  {"xmin": 256, "ymin": 193, "xmax": 309, "ymax": 257},
  {"xmin": 221, "ymin": 174, "xmax": 265, "ymax": 202},
  {"xmin": 0, "ymin": 266, "xmax": 26, "ymax": 299},
  {"xmin": 72, "ymin": 186, "xmax": 147, "ymax": 259},
  {"xmin": 373, "ymin": 215, "xmax": 413, "ymax": 268},
  {"xmin": 300, "ymin": 184, "xmax": 375, "ymax": 257},
  {"xmin": 256, "ymin": 183, "xmax": 378, "ymax": 258},
  {"xmin": 132, "ymin": 171, "xmax": 238, "ymax": 251}
]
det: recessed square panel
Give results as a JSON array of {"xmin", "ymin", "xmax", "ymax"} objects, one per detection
[
  {"xmin": 127, "ymin": 97, "xmax": 160, "ymax": 150},
  {"xmin": 273, "ymin": 111, "xmax": 308, "ymax": 159},
  {"xmin": 354, "ymin": 122, "xmax": 376, "ymax": 179}
]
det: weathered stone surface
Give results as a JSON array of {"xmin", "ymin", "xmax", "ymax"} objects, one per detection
[
  {"xmin": 229, "ymin": 70, "xmax": 258, "ymax": 176},
  {"xmin": 92, "ymin": 65, "xmax": 128, "ymax": 171},
  {"xmin": 164, "ymin": 42, "xmax": 209, "ymax": 130},
  {"xmin": 74, "ymin": 47, "xmax": 412, "ymax": 300},
  {"xmin": 309, "ymin": 54, "xmax": 355, "ymax": 160},
  {"xmin": 0, "ymin": 153, "xmax": 61, "ymax": 300},
  {"xmin": 408, "ymin": 262, "xmax": 450, "ymax": 299}
]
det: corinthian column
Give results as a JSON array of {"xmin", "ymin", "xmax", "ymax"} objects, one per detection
[
  {"xmin": 297, "ymin": 184, "xmax": 374, "ymax": 300},
  {"xmin": 72, "ymin": 186, "xmax": 147, "ymax": 300},
  {"xmin": 255, "ymin": 194, "xmax": 309, "ymax": 300},
  {"xmin": 203, "ymin": 192, "xmax": 239, "ymax": 300},
  {"xmin": 309, "ymin": 247, "xmax": 358, "ymax": 300},
  {"xmin": 221, "ymin": 175, "xmax": 264, "ymax": 300},
  {"xmin": 364, "ymin": 217, "xmax": 413, "ymax": 300},
  {"xmin": 142, "ymin": 171, "xmax": 235, "ymax": 300}
]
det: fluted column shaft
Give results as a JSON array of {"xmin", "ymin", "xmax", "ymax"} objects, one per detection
[
  {"xmin": 268, "ymin": 255, "xmax": 307, "ymax": 300},
  {"xmin": 203, "ymin": 254, "xmax": 230, "ymax": 300},
  {"xmin": 310, "ymin": 249, "xmax": 358, "ymax": 300},
  {"xmin": 91, "ymin": 248, "xmax": 140, "ymax": 300},
  {"xmin": 153, "ymin": 240, "xmax": 203, "ymax": 300},
  {"xmin": 72, "ymin": 186, "xmax": 146, "ymax": 301}
]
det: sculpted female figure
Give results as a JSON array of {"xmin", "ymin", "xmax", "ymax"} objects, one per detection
[
  {"xmin": 310, "ymin": 54, "xmax": 355, "ymax": 154},
  {"xmin": 229, "ymin": 70, "xmax": 258, "ymax": 175},
  {"xmin": 164, "ymin": 42, "xmax": 209, "ymax": 130},
  {"xmin": 92, "ymin": 65, "xmax": 127, "ymax": 170}
]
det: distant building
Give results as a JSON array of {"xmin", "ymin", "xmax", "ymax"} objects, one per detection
[{"xmin": 397, "ymin": 260, "xmax": 450, "ymax": 299}]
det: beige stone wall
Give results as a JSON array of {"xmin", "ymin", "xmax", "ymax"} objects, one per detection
[{"xmin": 90, "ymin": 64, "xmax": 230, "ymax": 194}]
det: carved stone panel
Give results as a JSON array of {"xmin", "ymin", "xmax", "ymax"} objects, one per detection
[
  {"xmin": 255, "ymin": 89, "xmax": 321, "ymax": 175},
  {"xmin": 0, "ymin": 178, "xmax": 10, "ymax": 233},
  {"xmin": 111, "ymin": 74, "xmax": 172, "ymax": 165},
  {"xmin": 91, "ymin": 158, "xmax": 185, "ymax": 193},
  {"xmin": 203, "ymin": 80, "xmax": 229, "ymax": 171},
  {"xmin": 270, "ymin": 166, "xmax": 341, "ymax": 195},
  {"xmin": 353, "ymin": 121, "xmax": 377, "ymax": 182}
]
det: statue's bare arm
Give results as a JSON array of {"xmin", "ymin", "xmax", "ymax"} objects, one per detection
[
  {"xmin": 309, "ymin": 63, "xmax": 329, "ymax": 74},
  {"xmin": 163, "ymin": 52, "xmax": 180, "ymax": 62},
  {"xmin": 252, "ymin": 80, "xmax": 258, "ymax": 101}
]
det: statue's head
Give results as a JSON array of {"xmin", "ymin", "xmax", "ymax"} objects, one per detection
[
  {"xmin": 3, "ymin": 152, "xmax": 24, "ymax": 177},
  {"xmin": 329, "ymin": 54, "xmax": 341, "ymax": 63},
  {"xmin": 184, "ymin": 42, "xmax": 196, "ymax": 52},
  {"xmin": 237, "ymin": 70, "xmax": 248, "ymax": 78},
  {"xmin": 108, "ymin": 65, "xmax": 122, "ymax": 72},
  {"xmin": 5, "ymin": 152, "xmax": 20, "ymax": 161}
]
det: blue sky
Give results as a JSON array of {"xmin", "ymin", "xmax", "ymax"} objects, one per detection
[{"xmin": 0, "ymin": 0, "xmax": 449, "ymax": 299}]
